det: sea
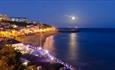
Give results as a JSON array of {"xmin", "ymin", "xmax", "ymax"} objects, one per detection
[{"xmin": 43, "ymin": 28, "xmax": 115, "ymax": 70}]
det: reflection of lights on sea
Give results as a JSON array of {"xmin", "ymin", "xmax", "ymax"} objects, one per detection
[
  {"xmin": 43, "ymin": 36, "xmax": 55, "ymax": 53},
  {"xmin": 68, "ymin": 33, "xmax": 78, "ymax": 60}
]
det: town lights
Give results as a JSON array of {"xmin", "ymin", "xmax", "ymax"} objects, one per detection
[
  {"xmin": 51, "ymin": 57, "xmax": 54, "ymax": 60},
  {"xmin": 45, "ymin": 50, "xmax": 49, "ymax": 54},
  {"xmin": 38, "ymin": 47, "xmax": 42, "ymax": 50},
  {"xmin": 22, "ymin": 61, "xmax": 29, "ymax": 66}
]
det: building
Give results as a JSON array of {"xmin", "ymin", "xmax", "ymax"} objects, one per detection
[{"xmin": 0, "ymin": 14, "xmax": 10, "ymax": 21}]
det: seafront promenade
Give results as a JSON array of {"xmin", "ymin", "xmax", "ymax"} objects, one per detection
[{"xmin": 0, "ymin": 14, "xmax": 74, "ymax": 70}]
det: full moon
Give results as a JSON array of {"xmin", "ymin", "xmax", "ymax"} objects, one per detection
[
  {"xmin": 71, "ymin": 16, "xmax": 76, "ymax": 20},
  {"xmin": 65, "ymin": 15, "xmax": 78, "ymax": 22}
]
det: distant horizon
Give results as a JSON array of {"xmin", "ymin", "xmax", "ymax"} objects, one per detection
[
  {"xmin": 58, "ymin": 27, "xmax": 115, "ymax": 28},
  {"xmin": 1, "ymin": 13, "xmax": 115, "ymax": 28}
]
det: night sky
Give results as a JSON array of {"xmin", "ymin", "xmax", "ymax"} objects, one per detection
[{"xmin": 0, "ymin": 0, "xmax": 115, "ymax": 28}]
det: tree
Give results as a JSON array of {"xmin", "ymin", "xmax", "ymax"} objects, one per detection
[{"xmin": 0, "ymin": 45, "xmax": 23, "ymax": 70}]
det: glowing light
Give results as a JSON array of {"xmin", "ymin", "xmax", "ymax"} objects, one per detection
[
  {"xmin": 22, "ymin": 61, "xmax": 28, "ymax": 66},
  {"xmin": 45, "ymin": 50, "xmax": 49, "ymax": 54},
  {"xmin": 71, "ymin": 16, "xmax": 75, "ymax": 20},
  {"xmin": 12, "ymin": 43, "xmax": 73, "ymax": 70},
  {"xmin": 65, "ymin": 15, "xmax": 79, "ymax": 23},
  {"xmin": 51, "ymin": 57, "xmax": 54, "ymax": 60},
  {"xmin": 38, "ymin": 47, "xmax": 42, "ymax": 50},
  {"xmin": 12, "ymin": 25, "xmax": 18, "ymax": 28},
  {"xmin": 37, "ymin": 66, "xmax": 42, "ymax": 70}
]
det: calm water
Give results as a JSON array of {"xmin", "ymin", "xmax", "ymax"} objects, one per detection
[{"xmin": 44, "ymin": 29, "xmax": 115, "ymax": 70}]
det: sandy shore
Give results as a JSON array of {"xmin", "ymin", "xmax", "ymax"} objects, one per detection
[{"xmin": 15, "ymin": 31, "xmax": 57, "ymax": 47}]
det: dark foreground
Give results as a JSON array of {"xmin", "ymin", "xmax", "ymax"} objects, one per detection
[{"xmin": 0, "ymin": 38, "xmax": 73, "ymax": 70}]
